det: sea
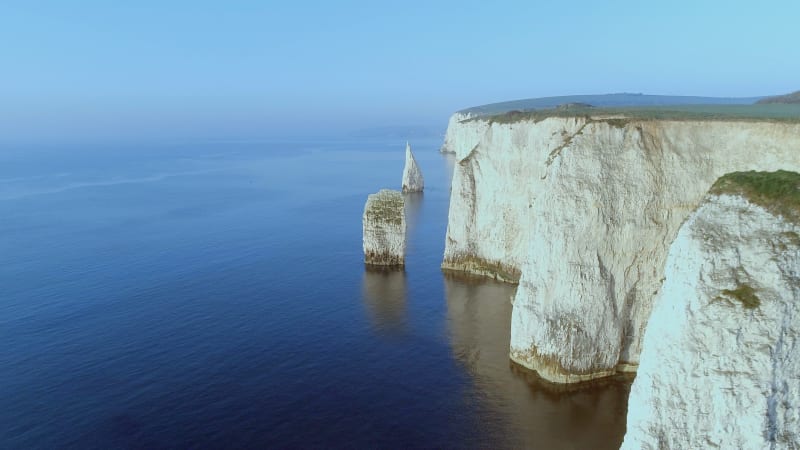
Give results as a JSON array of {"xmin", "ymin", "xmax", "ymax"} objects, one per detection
[{"xmin": 0, "ymin": 136, "xmax": 631, "ymax": 449}]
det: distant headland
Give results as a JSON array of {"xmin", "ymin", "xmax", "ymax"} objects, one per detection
[{"xmin": 756, "ymin": 90, "xmax": 800, "ymax": 104}]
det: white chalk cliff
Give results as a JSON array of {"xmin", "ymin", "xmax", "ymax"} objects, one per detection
[
  {"xmin": 441, "ymin": 113, "xmax": 800, "ymax": 382},
  {"xmin": 363, "ymin": 189, "xmax": 406, "ymax": 266},
  {"xmin": 401, "ymin": 142, "xmax": 424, "ymax": 193},
  {"xmin": 440, "ymin": 112, "xmax": 481, "ymax": 154},
  {"xmin": 622, "ymin": 189, "xmax": 800, "ymax": 449}
]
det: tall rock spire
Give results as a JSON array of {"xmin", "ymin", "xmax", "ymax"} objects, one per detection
[{"xmin": 401, "ymin": 142, "xmax": 424, "ymax": 193}]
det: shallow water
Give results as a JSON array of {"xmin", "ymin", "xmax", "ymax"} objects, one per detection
[{"xmin": 0, "ymin": 137, "xmax": 631, "ymax": 448}]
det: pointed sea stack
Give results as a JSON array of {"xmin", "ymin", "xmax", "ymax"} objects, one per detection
[
  {"xmin": 362, "ymin": 189, "xmax": 406, "ymax": 267},
  {"xmin": 401, "ymin": 142, "xmax": 424, "ymax": 193}
]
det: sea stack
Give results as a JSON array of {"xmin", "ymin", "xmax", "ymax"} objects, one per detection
[
  {"xmin": 362, "ymin": 189, "xmax": 406, "ymax": 266},
  {"xmin": 401, "ymin": 142, "xmax": 424, "ymax": 193},
  {"xmin": 622, "ymin": 171, "xmax": 800, "ymax": 449}
]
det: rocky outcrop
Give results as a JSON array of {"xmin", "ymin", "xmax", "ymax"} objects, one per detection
[
  {"xmin": 441, "ymin": 113, "xmax": 800, "ymax": 383},
  {"xmin": 363, "ymin": 189, "xmax": 405, "ymax": 266},
  {"xmin": 401, "ymin": 143, "xmax": 424, "ymax": 193},
  {"xmin": 622, "ymin": 174, "xmax": 800, "ymax": 449}
]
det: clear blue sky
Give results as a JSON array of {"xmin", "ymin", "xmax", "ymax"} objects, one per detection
[{"xmin": 2, "ymin": 0, "xmax": 798, "ymax": 142}]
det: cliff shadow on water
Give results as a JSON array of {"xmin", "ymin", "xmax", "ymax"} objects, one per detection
[{"xmin": 442, "ymin": 273, "xmax": 633, "ymax": 449}]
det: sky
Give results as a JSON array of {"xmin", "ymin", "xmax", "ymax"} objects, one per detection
[{"xmin": 1, "ymin": 0, "xmax": 799, "ymax": 143}]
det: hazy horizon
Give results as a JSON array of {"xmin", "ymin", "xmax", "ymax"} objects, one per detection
[{"xmin": 2, "ymin": 1, "xmax": 799, "ymax": 144}]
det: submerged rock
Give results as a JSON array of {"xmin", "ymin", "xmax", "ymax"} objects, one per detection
[
  {"xmin": 362, "ymin": 189, "xmax": 406, "ymax": 266},
  {"xmin": 622, "ymin": 172, "xmax": 800, "ymax": 449},
  {"xmin": 401, "ymin": 142, "xmax": 424, "ymax": 193}
]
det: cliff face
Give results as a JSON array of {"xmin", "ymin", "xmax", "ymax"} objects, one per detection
[
  {"xmin": 621, "ymin": 192, "xmax": 800, "ymax": 449},
  {"xmin": 442, "ymin": 114, "xmax": 800, "ymax": 382},
  {"xmin": 440, "ymin": 112, "xmax": 484, "ymax": 154}
]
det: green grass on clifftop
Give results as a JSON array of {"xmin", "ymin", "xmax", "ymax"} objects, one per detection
[
  {"xmin": 468, "ymin": 104, "xmax": 800, "ymax": 125},
  {"xmin": 365, "ymin": 190, "xmax": 404, "ymax": 225},
  {"xmin": 710, "ymin": 170, "xmax": 800, "ymax": 223}
]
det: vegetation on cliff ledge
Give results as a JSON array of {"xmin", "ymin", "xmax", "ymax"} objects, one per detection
[
  {"xmin": 710, "ymin": 170, "xmax": 800, "ymax": 223},
  {"xmin": 720, "ymin": 284, "xmax": 761, "ymax": 309}
]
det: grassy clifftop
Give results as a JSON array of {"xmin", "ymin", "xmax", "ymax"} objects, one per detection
[
  {"xmin": 458, "ymin": 93, "xmax": 800, "ymax": 124},
  {"xmin": 710, "ymin": 170, "xmax": 800, "ymax": 223},
  {"xmin": 365, "ymin": 189, "xmax": 404, "ymax": 226},
  {"xmin": 466, "ymin": 104, "xmax": 800, "ymax": 125},
  {"xmin": 458, "ymin": 93, "xmax": 761, "ymax": 115}
]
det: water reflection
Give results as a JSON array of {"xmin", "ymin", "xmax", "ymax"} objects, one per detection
[
  {"xmin": 361, "ymin": 268, "xmax": 408, "ymax": 336},
  {"xmin": 403, "ymin": 192, "xmax": 424, "ymax": 238},
  {"xmin": 444, "ymin": 275, "xmax": 632, "ymax": 449}
]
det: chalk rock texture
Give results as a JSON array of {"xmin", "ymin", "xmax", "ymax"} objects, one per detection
[
  {"xmin": 622, "ymin": 190, "xmax": 800, "ymax": 449},
  {"xmin": 440, "ymin": 112, "xmax": 483, "ymax": 154},
  {"xmin": 441, "ymin": 114, "xmax": 800, "ymax": 382},
  {"xmin": 363, "ymin": 189, "xmax": 406, "ymax": 266},
  {"xmin": 401, "ymin": 142, "xmax": 424, "ymax": 193}
]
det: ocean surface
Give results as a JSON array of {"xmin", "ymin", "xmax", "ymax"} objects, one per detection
[{"xmin": 1, "ymin": 137, "xmax": 631, "ymax": 448}]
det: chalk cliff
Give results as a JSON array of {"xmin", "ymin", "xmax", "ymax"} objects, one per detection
[
  {"xmin": 622, "ymin": 176, "xmax": 800, "ymax": 449},
  {"xmin": 401, "ymin": 143, "xmax": 424, "ymax": 193},
  {"xmin": 440, "ymin": 112, "xmax": 483, "ymax": 154},
  {"xmin": 441, "ymin": 112, "xmax": 800, "ymax": 382},
  {"xmin": 363, "ymin": 189, "xmax": 406, "ymax": 266}
]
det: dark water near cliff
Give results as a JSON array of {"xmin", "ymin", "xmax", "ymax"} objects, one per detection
[{"xmin": 1, "ymin": 137, "xmax": 631, "ymax": 448}]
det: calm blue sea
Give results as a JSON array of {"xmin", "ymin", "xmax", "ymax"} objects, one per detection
[{"xmin": 0, "ymin": 137, "xmax": 630, "ymax": 448}]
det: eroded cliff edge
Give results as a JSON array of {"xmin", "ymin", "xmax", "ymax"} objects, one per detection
[
  {"xmin": 622, "ymin": 172, "xmax": 800, "ymax": 449},
  {"xmin": 441, "ymin": 110, "xmax": 800, "ymax": 383}
]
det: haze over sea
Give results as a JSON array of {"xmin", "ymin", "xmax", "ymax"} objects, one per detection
[
  {"xmin": 1, "ymin": 137, "xmax": 630, "ymax": 448},
  {"xmin": 3, "ymin": 0, "xmax": 800, "ymax": 446}
]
